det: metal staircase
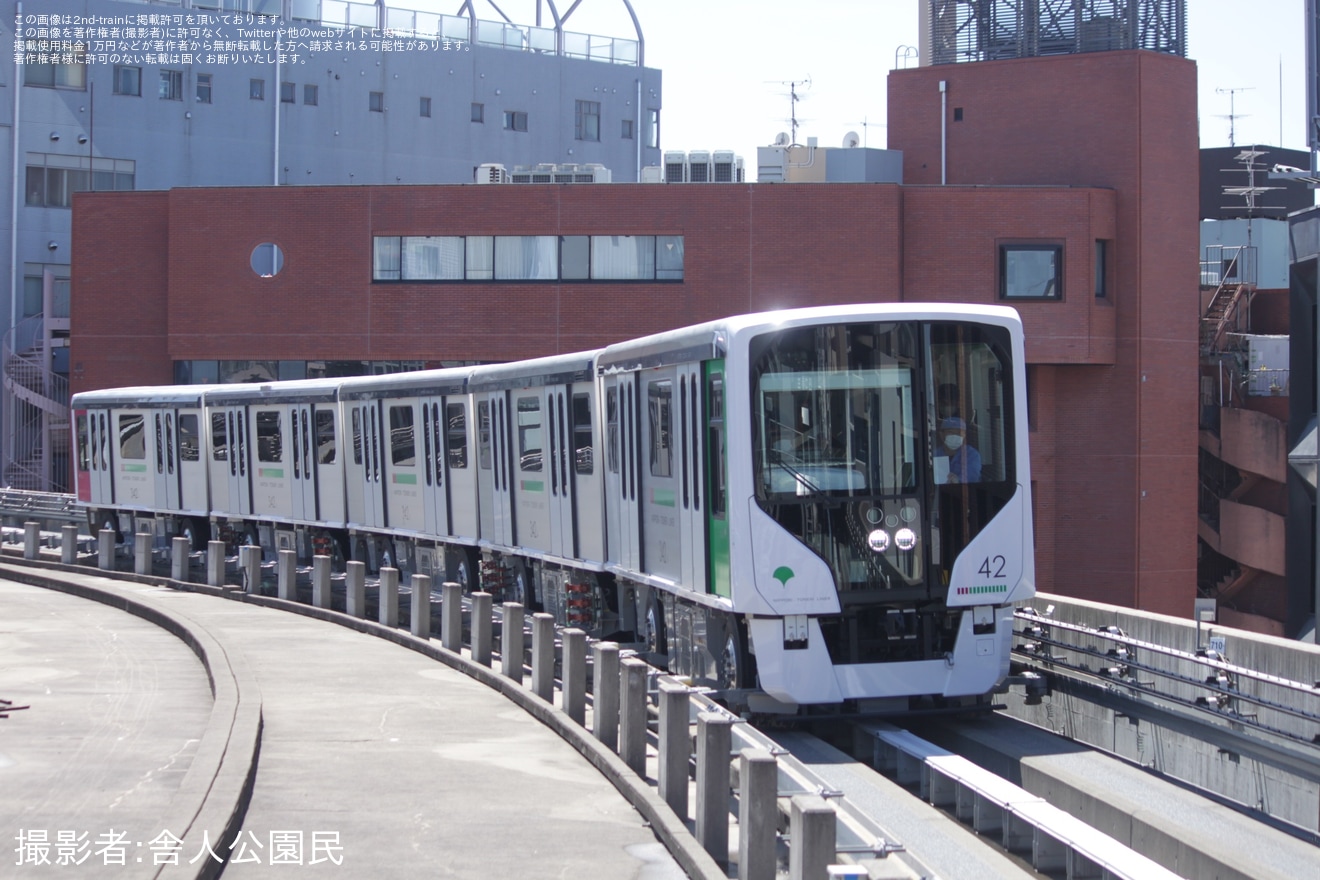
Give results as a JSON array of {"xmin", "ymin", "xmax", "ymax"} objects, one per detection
[{"xmin": 2, "ymin": 315, "xmax": 70, "ymax": 492}]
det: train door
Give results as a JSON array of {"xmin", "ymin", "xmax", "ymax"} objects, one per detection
[
  {"xmin": 491, "ymin": 391, "xmax": 516, "ymax": 547},
  {"xmin": 176, "ymin": 409, "xmax": 207, "ymax": 514},
  {"xmin": 419, "ymin": 396, "xmax": 450, "ymax": 539},
  {"xmin": 571, "ymin": 385, "xmax": 604, "ymax": 563},
  {"xmin": 290, "ymin": 405, "xmax": 318, "ymax": 521},
  {"xmin": 677, "ymin": 365, "xmax": 707, "ymax": 591},
  {"xmin": 89, "ymin": 409, "xmax": 114, "ymax": 504},
  {"xmin": 382, "ymin": 399, "xmax": 424, "ymax": 533},
  {"xmin": 705, "ymin": 362, "xmax": 731, "ymax": 598},
  {"xmin": 221, "ymin": 407, "xmax": 253, "ymax": 516},
  {"xmin": 608, "ymin": 372, "xmax": 641, "ymax": 572},
  {"xmin": 151, "ymin": 410, "xmax": 182, "ymax": 513},
  {"xmin": 445, "ymin": 397, "xmax": 478, "ymax": 541},
  {"xmin": 351, "ymin": 400, "xmax": 386, "ymax": 529},
  {"xmin": 641, "ymin": 371, "xmax": 680, "ymax": 582},
  {"xmin": 312, "ymin": 406, "xmax": 344, "ymax": 524},
  {"xmin": 546, "ymin": 385, "xmax": 576, "ymax": 559},
  {"xmin": 476, "ymin": 399, "xmax": 496, "ymax": 540}
]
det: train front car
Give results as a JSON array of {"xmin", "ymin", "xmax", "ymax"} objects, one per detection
[{"xmin": 728, "ymin": 305, "xmax": 1034, "ymax": 710}]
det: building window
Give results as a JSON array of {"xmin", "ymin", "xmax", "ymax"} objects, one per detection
[
  {"xmin": 369, "ymin": 91, "xmax": 384, "ymax": 112},
  {"xmin": 303, "ymin": 84, "xmax": 318, "ymax": 106},
  {"xmin": 621, "ymin": 119, "xmax": 634, "ymax": 139},
  {"xmin": 113, "ymin": 65, "xmax": 141, "ymax": 96},
  {"xmin": 22, "ymin": 265, "xmax": 71, "ymax": 319},
  {"xmin": 159, "ymin": 69, "xmax": 183, "ymax": 100},
  {"xmin": 372, "ymin": 234, "xmax": 684, "ymax": 282},
  {"xmin": 503, "ymin": 110, "xmax": 527, "ymax": 132},
  {"xmin": 250, "ymin": 78, "xmax": 265, "ymax": 100},
  {"xmin": 23, "ymin": 45, "xmax": 86, "ymax": 90},
  {"xmin": 471, "ymin": 102, "xmax": 484, "ymax": 123},
  {"xmin": 280, "ymin": 81, "xmax": 296, "ymax": 103},
  {"xmin": 25, "ymin": 154, "xmax": 135, "ymax": 208},
  {"xmin": 195, "ymin": 73, "xmax": 213, "ymax": 104},
  {"xmin": 1094, "ymin": 240, "xmax": 1109, "ymax": 298},
  {"xmin": 646, "ymin": 108, "xmax": 659, "ymax": 149},
  {"xmin": 1000, "ymin": 244, "xmax": 1062, "ymax": 300},
  {"xmin": 420, "ymin": 96, "xmax": 432, "ymax": 117},
  {"xmin": 575, "ymin": 100, "xmax": 600, "ymax": 141}
]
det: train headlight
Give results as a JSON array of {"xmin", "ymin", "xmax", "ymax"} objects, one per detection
[
  {"xmin": 867, "ymin": 529, "xmax": 890, "ymax": 553},
  {"xmin": 894, "ymin": 528, "xmax": 917, "ymax": 551}
]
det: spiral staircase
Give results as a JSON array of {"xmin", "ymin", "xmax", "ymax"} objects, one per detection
[{"xmin": 2, "ymin": 315, "xmax": 70, "ymax": 492}]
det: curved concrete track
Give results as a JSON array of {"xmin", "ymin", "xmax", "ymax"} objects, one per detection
[{"xmin": 0, "ymin": 562, "xmax": 691, "ymax": 878}]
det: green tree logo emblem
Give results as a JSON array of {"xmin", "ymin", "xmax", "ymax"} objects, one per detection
[{"xmin": 772, "ymin": 565, "xmax": 795, "ymax": 587}]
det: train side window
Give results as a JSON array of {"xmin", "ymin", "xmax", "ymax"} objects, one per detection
[
  {"xmin": 99, "ymin": 413, "xmax": 109, "ymax": 469},
  {"xmin": 690, "ymin": 374, "xmax": 700, "ymax": 510},
  {"xmin": 291, "ymin": 409, "xmax": 301, "ymax": 479},
  {"xmin": 572, "ymin": 393, "xmax": 592, "ymax": 475},
  {"xmin": 708, "ymin": 375, "xmax": 726, "ymax": 518},
  {"xmin": 165, "ymin": 413, "xmax": 175, "ymax": 474},
  {"xmin": 212, "ymin": 413, "xmax": 228, "ymax": 462},
  {"xmin": 256, "ymin": 411, "xmax": 282, "ymax": 463},
  {"xmin": 179, "ymin": 414, "xmax": 199, "ymax": 463},
  {"xmin": 389, "ymin": 405, "xmax": 415, "ymax": 467},
  {"xmin": 301, "ymin": 408, "xmax": 311, "ymax": 473},
  {"xmin": 606, "ymin": 387, "xmax": 618, "ymax": 475},
  {"xmin": 120, "ymin": 414, "xmax": 146, "ymax": 460},
  {"xmin": 351, "ymin": 407, "xmax": 362, "ymax": 466},
  {"xmin": 430, "ymin": 403, "xmax": 443, "ymax": 485},
  {"xmin": 422, "ymin": 404, "xmax": 433, "ymax": 486},
  {"xmin": 517, "ymin": 396, "xmax": 542, "ymax": 472},
  {"xmin": 477, "ymin": 400, "xmax": 491, "ymax": 470},
  {"xmin": 679, "ymin": 380, "xmax": 689, "ymax": 508},
  {"xmin": 155, "ymin": 413, "xmax": 165, "ymax": 473},
  {"xmin": 648, "ymin": 380, "xmax": 672, "ymax": 478},
  {"xmin": 315, "ymin": 410, "xmax": 336, "ymax": 464},
  {"xmin": 447, "ymin": 402, "xmax": 468, "ymax": 469},
  {"xmin": 238, "ymin": 412, "xmax": 247, "ymax": 476},
  {"xmin": 76, "ymin": 414, "xmax": 89, "ymax": 472}
]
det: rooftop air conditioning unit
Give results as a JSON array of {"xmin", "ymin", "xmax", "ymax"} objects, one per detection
[
  {"xmin": 477, "ymin": 163, "xmax": 508, "ymax": 184},
  {"xmin": 687, "ymin": 150, "xmax": 712, "ymax": 183},
  {"xmin": 663, "ymin": 151, "xmax": 687, "ymax": 183},
  {"xmin": 713, "ymin": 150, "xmax": 744, "ymax": 183}
]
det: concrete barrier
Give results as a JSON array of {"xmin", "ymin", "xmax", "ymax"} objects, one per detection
[
  {"xmin": 99, "ymin": 528, "xmax": 115, "ymax": 570},
  {"xmin": 788, "ymin": 795, "xmax": 835, "ymax": 880},
  {"xmin": 240, "ymin": 545, "xmax": 261, "ymax": 594},
  {"xmin": 658, "ymin": 682, "xmax": 691, "ymax": 818},
  {"xmin": 23, "ymin": 521, "xmax": 39, "ymax": 560}
]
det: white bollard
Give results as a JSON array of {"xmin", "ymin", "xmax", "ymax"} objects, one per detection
[
  {"xmin": 441, "ymin": 581, "xmax": 462, "ymax": 651},
  {"xmin": 471, "ymin": 592, "xmax": 493, "ymax": 666},
  {"xmin": 207, "ymin": 540, "xmax": 225, "ymax": 586},
  {"xmin": 134, "ymin": 531, "xmax": 152, "ymax": 575},
  {"xmin": 379, "ymin": 566, "xmax": 399, "ymax": 626},
  {"xmin": 99, "ymin": 528, "xmax": 116, "ymax": 570},
  {"xmin": 619, "ymin": 658, "xmax": 649, "ymax": 776},
  {"xmin": 531, "ymin": 612, "xmax": 555, "ymax": 701},
  {"xmin": 346, "ymin": 560, "xmax": 366, "ymax": 616},
  {"xmin": 592, "ymin": 642, "xmax": 621, "ymax": 750},
  {"xmin": 277, "ymin": 549, "xmax": 297, "ymax": 601},
  {"xmin": 501, "ymin": 602, "xmax": 525, "ymax": 683},
  {"xmin": 696, "ymin": 711, "xmax": 733, "ymax": 865},
  {"xmin": 61, "ymin": 524, "xmax": 79, "ymax": 565},
  {"xmin": 658, "ymin": 683, "xmax": 692, "ymax": 818},
  {"xmin": 240, "ymin": 545, "xmax": 261, "ymax": 594},
  {"xmin": 739, "ymin": 749, "xmax": 778, "ymax": 880},
  {"xmin": 171, "ymin": 536, "xmax": 189, "ymax": 581},
  {"xmin": 23, "ymin": 521, "xmax": 40, "ymax": 560},
  {"xmin": 410, "ymin": 573, "xmax": 431, "ymax": 638},
  {"xmin": 561, "ymin": 629, "xmax": 587, "ymax": 725},
  {"xmin": 313, "ymin": 554, "xmax": 332, "ymax": 609}
]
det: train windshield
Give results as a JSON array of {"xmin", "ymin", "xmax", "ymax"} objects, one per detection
[{"xmin": 754, "ymin": 322, "xmax": 918, "ymax": 500}]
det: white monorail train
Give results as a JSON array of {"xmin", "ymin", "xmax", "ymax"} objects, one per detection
[{"xmin": 72, "ymin": 304, "xmax": 1034, "ymax": 709}]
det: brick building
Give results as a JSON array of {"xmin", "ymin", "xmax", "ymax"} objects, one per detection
[{"xmin": 70, "ymin": 49, "xmax": 1200, "ymax": 613}]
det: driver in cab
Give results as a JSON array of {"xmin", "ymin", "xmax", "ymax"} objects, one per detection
[{"xmin": 937, "ymin": 417, "xmax": 980, "ymax": 483}]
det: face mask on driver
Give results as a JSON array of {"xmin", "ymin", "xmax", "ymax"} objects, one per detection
[{"xmin": 944, "ymin": 434, "xmax": 964, "ymax": 451}]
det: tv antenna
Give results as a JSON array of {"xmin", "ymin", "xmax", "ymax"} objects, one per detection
[
  {"xmin": 1215, "ymin": 86, "xmax": 1254, "ymax": 147},
  {"xmin": 851, "ymin": 116, "xmax": 886, "ymax": 148},
  {"xmin": 767, "ymin": 77, "xmax": 811, "ymax": 145}
]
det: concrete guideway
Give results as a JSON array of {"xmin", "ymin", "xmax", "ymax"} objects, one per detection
[{"xmin": 0, "ymin": 561, "xmax": 698, "ymax": 879}]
